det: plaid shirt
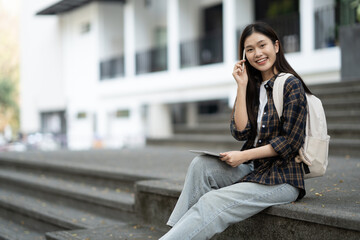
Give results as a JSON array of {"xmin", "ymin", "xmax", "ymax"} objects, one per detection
[{"xmin": 231, "ymin": 74, "xmax": 307, "ymax": 199}]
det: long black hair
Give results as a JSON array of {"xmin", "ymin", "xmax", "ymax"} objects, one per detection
[{"xmin": 236, "ymin": 21, "xmax": 311, "ymax": 137}]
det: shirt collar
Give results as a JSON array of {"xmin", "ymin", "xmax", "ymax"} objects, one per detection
[{"xmin": 265, "ymin": 73, "xmax": 280, "ymax": 90}]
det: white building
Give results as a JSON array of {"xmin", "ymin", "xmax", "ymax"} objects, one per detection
[{"xmin": 20, "ymin": 0, "xmax": 341, "ymax": 150}]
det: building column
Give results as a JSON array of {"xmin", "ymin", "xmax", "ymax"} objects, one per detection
[
  {"xmin": 223, "ymin": 0, "xmax": 236, "ymax": 64},
  {"xmin": 147, "ymin": 103, "xmax": 173, "ymax": 138},
  {"xmin": 186, "ymin": 102, "xmax": 198, "ymax": 127},
  {"xmin": 124, "ymin": 0, "xmax": 135, "ymax": 77},
  {"xmin": 167, "ymin": 0, "xmax": 180, "ymax": 72},
  {"xmin": 300, "ymin": 0, "xmax": 314, "ymax": 55},
  {"xmin": 96, "ymin": 108, "xmax": 107, "ymax": 142}
]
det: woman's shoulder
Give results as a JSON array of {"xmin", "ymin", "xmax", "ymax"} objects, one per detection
[
  {"xmin": 283, "ymin": 73, "xmax": 301, "ymax": 84},
  {"xmin": 283, "ymin": 73, "xmax": 304, "ymax": 92}
]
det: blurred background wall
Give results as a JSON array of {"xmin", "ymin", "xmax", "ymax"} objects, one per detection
[{"xmin": 15, "ymin": 0, "xmax": 359, "ymax": 151}]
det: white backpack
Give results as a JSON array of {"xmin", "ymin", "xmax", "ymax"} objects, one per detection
[{"xmin": 273, "ymin": 73, "xmax": 330, "ymax": 179}]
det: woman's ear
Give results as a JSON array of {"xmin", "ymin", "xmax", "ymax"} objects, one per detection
[{"xmin": 275, "ymin": 40, "xmax": 279, "ymax": 53}]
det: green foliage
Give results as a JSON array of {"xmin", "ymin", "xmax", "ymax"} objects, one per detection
[
  {"xmin": 340, "ymin": 0, "xmax": 360, "ymax": 25},
  {"xmin": 0, "ymin": 77, "xmax": 19, "ymax": 133},
  {"xmin": 0, "ymin": 2, "xmax": 20, "ymax": 134},
  {"xmin": 351, "ymin": 0, "xmax": 360, "ymax": 22},
  {"xmin": 0, "ymin": 77, "xmax": 16, "ymax": 110},
  {"xmin": 267, "ymin": 0, "xmax": 297, "ymax": 19}
]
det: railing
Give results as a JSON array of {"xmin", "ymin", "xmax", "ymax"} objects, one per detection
[
  {"xmin": 339, "ymin": 0, "xmax": 360, "ymax": 26},
  {"xmin": 261, "ymin": 12, "xmax": 301, "ymax": 53},
  {"xmin": 136, "ymin": 46, "xmax": 167, "ymax": 75},
  {"xmin": 235, "ymin": 28, "xmax": 244, "ymax": 60},
  {"xmin": 100, "ymin": 56, "xmax": 124, "ymax": 80},
  {"xmin": 236, "ymin": 13, "xmax": 300, "ymax": 55},
  {"xmin": 180, "ymin": 33, "xmax": 223, "ymax": 68},
  {"xmin": 315, "ymin": 4, "xmax": 338, "ymax": 49}
]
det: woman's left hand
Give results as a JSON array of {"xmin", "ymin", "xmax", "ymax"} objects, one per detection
[{"xmin": 219, "ymin": 151, "xmax": 249, "ymax": 168}]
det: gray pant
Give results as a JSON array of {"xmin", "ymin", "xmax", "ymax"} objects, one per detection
[{"xmin": 160, "ymin": 155, "xmax": 299, "ymax": 240}]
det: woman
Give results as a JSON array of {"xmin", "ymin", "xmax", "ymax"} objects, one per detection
[{"xmin": 160, "ymin": 22, "xmax": 311, "ymax": 240}]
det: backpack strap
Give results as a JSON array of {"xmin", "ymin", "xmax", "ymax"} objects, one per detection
[{"xmin": 273, "ymin": 73, "xmax": 293, "ymax": 118}]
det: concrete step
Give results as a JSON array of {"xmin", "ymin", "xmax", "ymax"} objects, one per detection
[
  {"xmin": 313, "ymin": 85, "xmax": 360, "ymax": 100},
  {"xmin": 0, "ymin": 166, "xmax": 135, "ymax": 212},
  {"xmin": 322, "ymin": 98, "xmax": 360, "ymax": 111},
  {"xmin": 328, "ymin": 124, "xmax": 360, "ymax": 139},
  {"xmin": 198, "ymin": 112, "xmax": 232, "ymax": 124},
  {"xmin": 135, "ymin": 156, "xmax": 360, "ymax": 239},
  {"xmin": 45, "ymin": 224, "xmax": 166, "ymax": 240},
  {"xmin": 329, "ymin": 139, "xmax": 360, "ymax": 157},
  {"xmin": 189, "ymin": 109, "xmax": 360, "ymax": 126},
  {"xmin": 0, "ymin": 148, "xmax": 191, "ymax": 239},
  {"xmin": 326, "ymin": 110, "xmax": 360, "ymax": 124},
  {"xmin": 0, "ymin": 207, "xmax": 62, "ymax": 240},
  {"xmin": 0, "ymin": 148, "xmax": 359, "ymax": 239},
  {"xmin": 0, "ymin": 182, "xmax": 138, "ymax": 231},
  {"xmin": 0, "ymin": 148, "xmax": 190, "ymax": 187},
  {"xmin": 197, "ymin": 109, "xmax": 359, "ymax": 126},
  {"xmin": 174, "ymin": 123, "xmax": 229, "ymax": 135},
  {"xmin": 147, "ymin": 134, "xmax": 244, "ymax": 151},
  {"xmin": 0, "ymin": 158, "xmax": 144, "ymax": 239},
  {"xmin": 194, "ymin": 102, "xmax": 359, "ymax": 127},
  {"xmin": 0, "ymin": 152, "xmax": 151, "ymax": 184},
  {"xmin": 148, "ymin": 133, "xmax": 360, "ymax": 157},
  {"xmin": 197, "ymin": 81, "xmax": 360, "ymax": 125},
  {"xmin": 174, "ymin": 123, "xmax": 360, "ymax": 139},
  {"xmin": 310, "ymin": 79, "xmax": 360, "ymax": 91}
]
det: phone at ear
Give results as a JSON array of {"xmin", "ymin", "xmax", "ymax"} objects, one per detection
[{"xmin": 242, "ymin": 50, "xmax": 246, "ymax": 70}]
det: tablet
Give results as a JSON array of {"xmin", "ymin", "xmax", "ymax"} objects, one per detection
[{"xmin": 189, "ymin": 150, "xmax": 221, "ymax": 158}]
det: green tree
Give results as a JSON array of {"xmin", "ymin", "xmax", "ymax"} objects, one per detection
[
  {"xmin": 0, "ymin": 77, "xmax": 19, "ymax": 133},
  {"xmin": 267, "ymin": 0, "xmax": 298, "ymax": 19},
  {"xmin": 351, "ymin": 0, "xmax": 360, "ymax": 22},
  {"xmin": 340, "ymin": 0, "xmax": 360, "ymax": 25},
  {"xmin": 0, "ymin": 1, "xmax": 19, "ymax": 136},
  {"xmin": 0, "ymin": 78, "xmax": 16, "ymax": 108}
]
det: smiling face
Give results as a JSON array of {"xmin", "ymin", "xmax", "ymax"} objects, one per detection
[{"xmin": 244, "ymin": 32, "xmax": 279, "ymax": 81}]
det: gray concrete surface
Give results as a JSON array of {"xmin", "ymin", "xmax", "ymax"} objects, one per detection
[
  {"xmin": 0, "ymin": 146, "xmax": 194, "ymax": 181},
  {"xmin": 46, "ymin": 224, "xmax": 165, "ymax": 240},
  {"xmin": 0, "ymin": 146, "xmax": 359, "ymax": 239},
  {"xmin": 0, "ymin": 147, "xmax": 359, "ymax": 226}
]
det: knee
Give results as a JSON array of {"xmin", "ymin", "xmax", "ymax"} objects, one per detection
[
  {"xmin": 197, "ymin": 191, "xmax": 221, "ymax": 209},
  {"xmin": 188, "ymin": 155, "xmax": 212, "ymax": 174}
]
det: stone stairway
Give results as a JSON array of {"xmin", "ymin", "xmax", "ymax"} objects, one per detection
[
  {"xmin": 311, "ymin": 80, "xmax": 360, "ymax": 157},
  {"xmin": 0, "ymin": 148, "xmax": 359, "ymax": 239},
  {"xmin": 0, "ymin": 150, "xmax": 168, "ymax": 239},
  {"xmin": 148, "ymin": 80, "xmax": 360, "ymax": 157}
]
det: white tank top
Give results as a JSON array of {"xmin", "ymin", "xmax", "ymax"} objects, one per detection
[{"xmin": 254, "ymin": 80, "xmax": 270, "ymax": 146}]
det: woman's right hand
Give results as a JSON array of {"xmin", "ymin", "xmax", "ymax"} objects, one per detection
[{"xmin": 232, "ymin": 60, "xmax": 248, "ymax": 87}]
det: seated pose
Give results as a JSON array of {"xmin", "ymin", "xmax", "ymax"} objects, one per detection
[{"xmin": 160, "ymin": 21, "xmax": 311, "ymax": 240}]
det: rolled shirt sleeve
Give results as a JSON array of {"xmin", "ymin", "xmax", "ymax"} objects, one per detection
[
  {"xmin": 230, "ymin": 116, "xmax": 251, "ymax": 141},
  {"xmin": 269, "ymin": 78, "xmax": 307, "ymax": 161}
]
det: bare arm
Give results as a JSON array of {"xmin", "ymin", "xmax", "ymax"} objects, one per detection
[
  {"xmin": 232, "ymin": 60, "xmax": 248, "ymax": 131},
  {"xmin": 220, "ymin": 144, "xmax": 278, "ymax": 168}
]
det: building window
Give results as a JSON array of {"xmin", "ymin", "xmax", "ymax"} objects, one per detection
[
  {"xmin": 136, "ymin": 46, "xmax": 168, "ymax": 74},
  {"xmin": 40, "ymin": 111, "xmax": 67, "ymax": 148},
  {"xmin": 81, "ymin": 22, "xmax": 91, "ymax": 34},
  {"xmin": 339, "ymin": 0, "xmax": 360, "ymax": 25},
  {"xmin": 77, "ymin": 112, "xmax": 87, "ymax": 119},
  {"xmin": 254, "ymin": 0, "xmax": 300, "ymax": 53},
  {"xmin": 100, "ymin": 56, "xmax": 125, "ymax": 80},
  {"xmin": 41, "ymin": 111, "xmax": 66, "ymax": 134},
  {"xmin": 315, "ymin": 4, "xmax": 339, "ymax": 49},
  {"xmin": 180, "ymin": 4, "xmax": 224, "ymax": 68},
  {"xmin": 116, "ymin": 109, "xmax": 130, "ymax": 118}
]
